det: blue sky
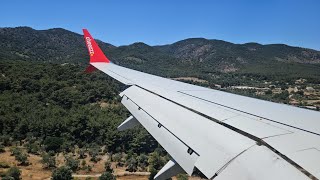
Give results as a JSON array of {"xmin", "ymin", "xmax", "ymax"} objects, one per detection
[{"xmin": 1, "ymin": 0, "xmax": 319, "ymax": 50}]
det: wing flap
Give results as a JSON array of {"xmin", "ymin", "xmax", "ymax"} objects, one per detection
[
  {"xmin": 216, "ymin": 145, "xmax": 309, "ymax": 180},
  {"xmin": 117, "ymin": 115, "xmax": 140, "ymax": 131},
  {"xmin": 154, "ymin": 159, "xmax": 184, "ymax": 180},
  {"xmin": 121, "ymin": 91, "xmax": 199, "ymax": 174},
  {"xmin": 264, "ymin": 131, "xmax": 320, "ymax": 177}
]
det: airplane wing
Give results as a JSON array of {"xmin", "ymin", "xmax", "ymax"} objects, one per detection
[{"xmin": 83, "ymin": 29, "xmax": 320, "ymax": 180}]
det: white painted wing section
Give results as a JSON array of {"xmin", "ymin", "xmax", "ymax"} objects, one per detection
[
  {"xmin": 117, "ymin": 116, "xmax": 140, "ymax": 131},
  {"xmin": 154, "ymin": 160, "xmax": 184, "ymax": 180},
  {"xmin": 224, "ymin": 111, "xmax": 320, "ymax": 177},
  {"xmin": 91, "ymin": 62, "xmax": 320, "ymax": 178},
  {"xmin": 121, "ymin": 86, "xmax": 255, "ymax": 178},
  {"xmin": 223, "ymin": 115, "xmax": 293, "ymax": 138},
  {"xmin": 179, "ymin": 90, "xmax": 320, "ymax": 135},
  {"xmin": 120, "ymin": 86, "xmax": 309, "ymax": 179},
  {"xmin": 92, "ymin": 62, "xmax": 320, "ymax": 135},
  {"xmin": 216, "ymin": 145, "xmax": 310, "ymax": 180},
  {"xmin": 121, "ymin": 90, "xmax": 199, "ymax": 174},
  {"xmin": 264, "ymin": 131, "xmax": 320, "ymax": 177}
]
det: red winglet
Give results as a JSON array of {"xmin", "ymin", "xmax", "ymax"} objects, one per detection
[{"xmin": 83, "ymin": 29, "xmax": 110, "ymax": 63}]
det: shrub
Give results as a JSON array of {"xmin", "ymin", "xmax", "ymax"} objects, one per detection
[
  {"xmin": 0, "ymin": 144, "xmax": 5, "ymax": 153},
  {"xmin": 44, "ymin": 137, "xmax": 63, "ymax": 152},
  {"xmin": 41, "ymin": 153, "xmax": 56, "ymax": 168},
  {"xmin": 10, "ymin": 147, "xmax": 21, "ymax": 157},
  {"xmin": 104, "ymin": 161, "xmax": 113, "ymax": 173},
  {"xmin": 25, "ymin": 142, "xmax": 40, "ymax": 155},
  {"xmin": 65, "ymin": 157, "xmax": 79, "ymax": 172},
  {"xmin": 79, "ymin": 149, "xmax": 86, "ymax": 159},
  {"xmin": 83, "ymin": 165, "xmax": 92, "ymax": 173},
  {"xmin": 176, "ymin": 173, "xmax": 188, "ymax": 180},
  {"xmin": 98, "ymin": 172, "xmax": 115, "ymax": 180},
  {"xmin": 0, "ymin": 161, "xmax": 10, "ymax": 168},
  {"xmin": 148, "ymin": 167, "xmax": 157, "ymax": 180},
  {"xmin": 15, "ymin": 153, "xmax": 29, "ymax": 166},
  {"xmin": 5, "ymin": 166, "xmax": 21, "ymax": 180},
  {"xmin": 126, "ymin": 157, "xmax": 137, "ymax": 172},
  {"xmin": 52, "ymin": 166, "xmax": 72, "ymax": 180},
  {"xmin": 81, "ymin": 159, "xmax": 86, "ymax": 167}
]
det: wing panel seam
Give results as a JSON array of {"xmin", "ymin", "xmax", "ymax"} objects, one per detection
[
  {"xmin": 122, "ymin": 94, "xmax": 200, "ymax": 157},
  {"xmin": 178, "ymin": 91, "xmax": 320, "ymax": 137}
]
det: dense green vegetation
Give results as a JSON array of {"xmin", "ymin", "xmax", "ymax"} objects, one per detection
[
  {"xmin": 0, "ymin": 60, "xmax": 160, "ymax": 153},
  {"xmin": 0, "ymin": 60, "xmax": 170, "ymax": 178},
  {"xmin": 52, "ymin": 166, "xmax": 73, "ymax": 180},
  {"xmin": 1, "ymin": 27, "xmax": 320, "ymax": 82}
]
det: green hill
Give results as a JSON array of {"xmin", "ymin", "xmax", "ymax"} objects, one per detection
[{"xmin": 1, "ymin": 26, "xmax": 320, "ymax": 82}]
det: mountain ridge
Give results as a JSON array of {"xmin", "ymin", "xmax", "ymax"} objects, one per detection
[{"xmin": 1, "ymin": 26, "xmax": 320, "ymax": 79}]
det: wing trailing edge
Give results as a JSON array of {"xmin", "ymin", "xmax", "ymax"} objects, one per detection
[
  {"xmin": 117, "ymin": 115, "xmax": 140, "ymax": 131},
  {"xmin": 154, "ymin": 159, "xmax": 184, "ymax": 180}
]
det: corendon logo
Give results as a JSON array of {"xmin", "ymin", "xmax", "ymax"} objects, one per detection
[{"xmin": 86, "ymin": 37, "xmax": 94, "ymax": 56}]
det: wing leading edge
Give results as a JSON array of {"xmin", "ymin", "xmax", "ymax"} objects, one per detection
[{"xmin": 82, "ymin": 29, "xmax": 320, "ymax": 180}]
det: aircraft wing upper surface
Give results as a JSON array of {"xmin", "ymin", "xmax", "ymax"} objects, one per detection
[{"xmin": 83, "ymin": 29, "xmax": 320, "ymax": 180}]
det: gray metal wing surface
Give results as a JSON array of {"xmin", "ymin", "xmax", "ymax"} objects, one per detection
[{"xmin": 83, "ymin": 29, "xmax": 320, "ymax": 180}]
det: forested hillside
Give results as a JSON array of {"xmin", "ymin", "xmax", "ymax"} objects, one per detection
[
  {"xmin": 0, "ymin": 60, "xmax": 160, "ymax": 152},
  {"xmin": 0, "ymin": 61, "xmax": 167, "ymax": 180},
  {"xmin": 1, "ymin": 27, "xmax": 320, "ymax": 79}
]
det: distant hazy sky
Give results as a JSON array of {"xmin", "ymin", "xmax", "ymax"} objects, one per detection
[{"xmin": 1, "ymin": 0, "xmax": 319, "ymax": 50}]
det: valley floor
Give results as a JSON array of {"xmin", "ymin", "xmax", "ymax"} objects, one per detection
[{"xmin": 0, "ymin": 147, "xmax": 205, "ymax": 180}]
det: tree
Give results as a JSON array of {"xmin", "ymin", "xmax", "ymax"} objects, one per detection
[
  {"xmin": 79, "ymin": 149, "xmax": 86, "ymax": 159},
  {"xmin": 89, "ymin": 148, "xmax": 101, "ymax": 162},
  {"xmin": 104, "ymin": 161, "xmax": 113, "ymax": 173},
  {"xmin": 44, "ymin": 137, "xmax": 63, "ymax": 152},
  {"xmin": 10, "ymin": 147, "xmax": 22, "ymax": 157},
  {"xmin": 83, "ymin": 165, "xmax": 92, "ymax": 173},
  {"xmin": 265, "ymin": 89, "xmax": 272, "ymax": 95},
  {"xmin": 0, "ymin": 161, "xmax": 10, "ymax": 168},
  {"xmin": 5, "ymin": 166, "xmax": 21, "ymax": 180},
  {"xmin": 0, "ymin": 144, "xmax": 5, "ymax": 153},
  {"xmin": 176, "ymin": 173, "xmax": 188, "ymax": 180},
  {"xmin": 148, "ymin": 152, "xmax": 164, "ymax": 170},
  {"xmin": 10, "ymin": 148, "xmax": 29, "ymax": 166},
  {"xmin": 25, "ymin": 142, "xmax": 40, "ymax": 155},
  {"xmin": 15, "ymin": 153, "xmax": 29, "ymax": 166},
  {"xmin": 81, "ymin": 159, "xmax": 86, "ymax": 167},
  {"xmin": 126, "ymin": 157, "xmax": 137, "ymax": 172},
  {"xmin": 99, "ymin": 172, "xmax": 116, "ymax": 180},
  {"xmin": 66, "ymin": 156, "xmax": 79, "ymax": 172},
  {"xmin": 0, "ymin": 135, "xmax": 12, "ymax": 146},
  {"xmin": 148, "ymin": 167, "xmax": 157, "ymax": 180},
  {"xmin": 41, "ymin": 153, "xmax": 56, "ymax": 168},
  {"xmin": 137, "ymin": 154, "xmax": 148, "ymax": 170},
  {"xmin": 112, "ymin": 153, "xmax": 121, "ymax": 162},
  {"xmin": 52, "ymin": 166, "xmax": 73, "ymax": 180}
]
